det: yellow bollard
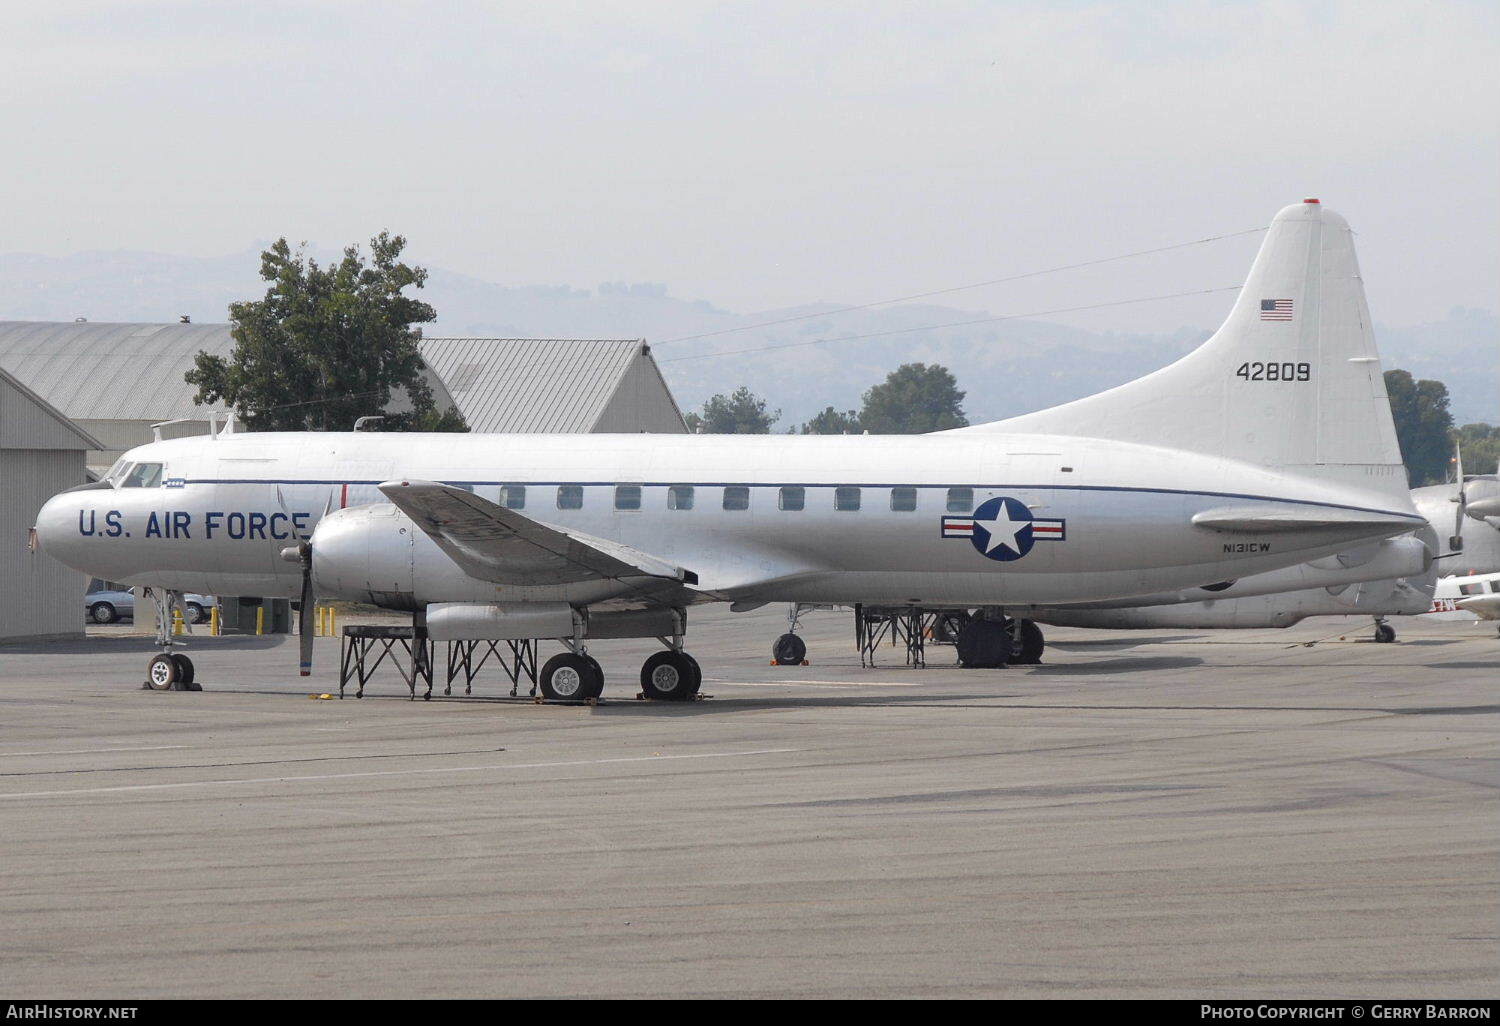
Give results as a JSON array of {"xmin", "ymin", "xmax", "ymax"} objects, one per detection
[
  {"xmin": 172, "ymin": 609, "xmax": 185, "ymax": 636},
  {"xmin": 255, "ymin": 606, "xmax": 264, "ymax": 636},
  {"xmin": 330, "ymin": 607, "xmax": 337, "ymax": 637},
  {"xmin": 322, "ymin": 606, "xmax": 331, "ymax": 637},
  {"xmin": 209, "ymin": 605, "xmax": 220, "ymax": 636}
]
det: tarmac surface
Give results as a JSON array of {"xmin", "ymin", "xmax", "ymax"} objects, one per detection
[{"xmin": 0, "ymin": 606, "xmax": 1495, "ymax": 998}]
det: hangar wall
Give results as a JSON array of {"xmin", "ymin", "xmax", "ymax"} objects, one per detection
[{"xmin": 0, "ymin": 370, "xmax": 99, "ymax": 642}]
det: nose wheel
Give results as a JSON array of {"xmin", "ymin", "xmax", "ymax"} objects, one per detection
[
  {"xmin": 1373, "ymin": 619, "xmax": 1396, "ymax": 644},
  {"xmin": 146, "ymin": 653, "xmax": 197, "ymax": 691}
]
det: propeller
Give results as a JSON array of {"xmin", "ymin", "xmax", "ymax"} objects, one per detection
[
  {"xmin": 277, "ymin": 488, "xmax": 335, "ymax": 679},
  {"xmin": 280, "ymin": 541, "xmax": 315, "ymax": 676},
  {"xmin": 1450, "ymin": 442, "xmax": 1467, "ymax": 553}
]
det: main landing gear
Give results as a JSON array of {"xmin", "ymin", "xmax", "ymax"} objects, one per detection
[
  {"xmin": 640, "ymin": 608, "xmax": 701, "ymax": 702},
  {"xmin": 143, "ymin": 588, "xmax": 200, "ymax": 691},
  {"xmin": 535, "ymin": 607, "xmax": 701, "ymax": 703},
  {"xmin": 955, "ymin": 612, "xmax": 1044, "ymax": 668}
]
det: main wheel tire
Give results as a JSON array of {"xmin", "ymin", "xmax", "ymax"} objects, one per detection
[
  {"xmin": 582, "ymin": 655, "xmax": 605, "ymax": 699},
  {"xmin": 955, "ymin": 619, "xmax": 1012, "ymax": 668},
  {"xmin": 538, "ymin": 653, "xmax": 601, "ymax": 701},
  {"xmin": 641, "ymin": 651, "xmax": 696, "ymax": 701},
  {"xmin": 90, "ymin": 602, "xmax": 117, "ymax": 625},
  {"xmin": 185, "ymin": 602, "xmax": 206, "ymax": 625},
  {"xmin": 170, "ymin": 654, "xmax": 195, "ymax": 686},
  {"xmin": 1013, "ymin": 620, "xmax": 1045, "ymax": 664},
  {"xmin": 146, "ymin": 653, "xmax": 178, "ymax": 691},
  {"xmin": 772, "ymin": 633, "xmax": 807, "ymax": 666},
  {"xmin": 682, "ymin": 652, "xmax": 703, "ymax": 696},
  {"xmin": 1374, "ymin": 623, "xmax": 1396, "ymax": 643}
]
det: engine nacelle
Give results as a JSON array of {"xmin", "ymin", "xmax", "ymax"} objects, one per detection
[
  {"xmin": 426, "ymin": 602, "xmax": 680, "ymax": 641},
  {"xmin": 311, "ymin": 504, "xmax": 419, "ymax": 609}
]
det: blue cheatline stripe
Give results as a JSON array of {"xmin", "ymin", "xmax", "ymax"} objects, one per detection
[{"xmin": 179, "ymin": 478, "xmax": 1427, "ymax": 523}]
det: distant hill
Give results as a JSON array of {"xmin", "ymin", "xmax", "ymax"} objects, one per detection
[{"xmin": 0, "ymin": 248, "xmax": 1492, "ymax": 427}]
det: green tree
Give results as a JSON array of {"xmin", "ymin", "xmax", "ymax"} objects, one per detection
[
  {"xmin": 1455, "ymin": 422, "xmax": 1500, "ymax": 476},
  {"xmin": 186, "ymin": 232, "xmax": 465, "ymax": 431},
  {"xmin": 685, "ymin": 386, "xmax": 779, "ymax": 433},
  {"xmin": 1384, "ymin": 369, "xmax": 1453, "ymax": 485},
  {"xmin": 796, "ymin": 406, "xmax": 861, "ymax": 434},
  {"xmin": 858, "ymin": 362, "xmax": 968, "ymax": 434}
]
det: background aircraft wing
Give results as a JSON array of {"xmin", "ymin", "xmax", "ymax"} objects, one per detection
[{"xmin": 378, "ymin": 479, "xmax": 699, "ymax": 588}]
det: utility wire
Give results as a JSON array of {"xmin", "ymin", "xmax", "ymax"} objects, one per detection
[
  {"xmin": 656, "ymin": 226, "xmax": 1267, "ymax": 346},
  {"xmin": 658, "ymin": 285, "xmax": 1244, "ymax": 364}
]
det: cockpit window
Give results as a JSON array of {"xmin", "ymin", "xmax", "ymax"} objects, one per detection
[
  {"xmin": 104, "ymin": 458, "xmax": 130, "ymax": 486},
  {"xmin": 120, "ymin": 462, "xmax": 164, "ymax": 488}
]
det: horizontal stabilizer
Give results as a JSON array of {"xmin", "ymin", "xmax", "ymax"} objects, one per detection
[
  {"xmin": 1191, "ymin": 506, "xmax": 1422, "ymax": 534},
  {"xmin": 1456, "ymin": 594, "xmax": 1500, "ymax": 620}
]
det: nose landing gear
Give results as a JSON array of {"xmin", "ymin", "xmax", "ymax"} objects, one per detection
[
  {"xmin": 143, "ymin": 588, "xmax": 201, "ymax": 691},
  {"xmin": 1372, "ymin": 618, "xmax": 1397, "ymax": 644}
]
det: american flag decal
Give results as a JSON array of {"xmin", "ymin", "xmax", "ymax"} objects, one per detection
[{"xmin": 1260, "ymin": 299, "xmax": 1294, "ymax": 321}]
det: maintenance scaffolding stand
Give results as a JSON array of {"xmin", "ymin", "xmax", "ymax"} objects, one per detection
[
  {"xmin": 854, "ymin": 603, "xmax": 930, "ymax": 668},
  {"xmin": 339, "ymin": 626, "xmax": 543, "ymax": 700}
]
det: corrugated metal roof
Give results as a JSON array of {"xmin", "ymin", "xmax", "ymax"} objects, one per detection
[
  {"xmin": 0, "ymin": 365, "xmax": 102, "ymax": 450},
  {"xmin": 414, "ymin": 337, "xmax": 648, "ymax": 433},
  {"xmin": 0, "ymin": 322, "xmax": 675, "ymax": 434},
  {"xmin": 0, "ymin": 321, "xmax": 231, "ymax": 421}
]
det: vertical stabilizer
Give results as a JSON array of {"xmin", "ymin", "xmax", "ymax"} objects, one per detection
[{"xmin": 973, "ymin": 200, "xmax": 1409, "ymax": 502}]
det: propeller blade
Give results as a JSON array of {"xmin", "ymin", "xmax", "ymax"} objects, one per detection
[
  {"xmin": 1451, "ymin": 442, "xmax": 1467, "ymax": 552},
  {"xmin": 298, "ymin": 562, "xmax": 315, "ymax": 677}
]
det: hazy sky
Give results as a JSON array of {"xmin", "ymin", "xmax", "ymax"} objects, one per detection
[{"xmin": 4, "ymin": 0, "xmax": 1496, "ymax": 333}]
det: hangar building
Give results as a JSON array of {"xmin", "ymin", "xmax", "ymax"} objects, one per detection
[
  {"xmin": 0, "ymin": 366, "xmax": 99, "ymax": 642},
  {"xmin": 0, "ymin": 322, "xmax": 687, "ymax": 474}
]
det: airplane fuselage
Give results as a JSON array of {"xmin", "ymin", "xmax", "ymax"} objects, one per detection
[{"xmin": 40, "ymin": 429, "xmax": 1425, "ymax": 611}]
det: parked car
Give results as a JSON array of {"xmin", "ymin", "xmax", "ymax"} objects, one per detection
[{"xmin": 85, "ymin": 581, "xmax": 216, "ymax": 625}]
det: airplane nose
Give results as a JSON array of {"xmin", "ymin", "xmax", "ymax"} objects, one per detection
[{"xmin": 34, "ymin": 483, "xmax": 105, "ymax": 573}]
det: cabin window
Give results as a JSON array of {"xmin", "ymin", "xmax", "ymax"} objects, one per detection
[
  {"xmin": 499, "ymin": 484, "xmax": 526, "ymax": 509},
  {"xmin": 835, "ymin": 486, "xmax": 861, "ymax": 511},
  {"xmin": 668, "ymin": 485, "xmax": 694, "ymax": 510},
  {"xmin": 890, "ymin": 486, "xmax": 917, "ymax": 512},
  {"xmin": 557, "ymin": 485, "xmax": 584, "ymax": 510},
  {"xmin": 615, "ymin": 485, "xmax": 642, "ymax": 511},
  {"xmin": 120, "ymin": 463, "xmax": 163, "ymax": 488},
  {"xmin": 946, "ymin": 487, "xmax": 973, "ymax": 513},
  {"xmin": 778, "ymin": 486, "xmax": 804, "ymax": 511},
  {"xmin": 723, "ymin": 486, "xmax": 750, "ymax": 511},
  {"xmin": 1459, "ymin": 582, "xmax": 1484, "ymax": 596}
]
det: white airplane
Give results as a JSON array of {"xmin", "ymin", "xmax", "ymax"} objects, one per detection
[
  {"xmin": 35, "ymin": 199, "xmax": 1425, "ymax": 699},
  {"xmin": 1026, "ymin": 472, "xmax": 1500, "ymax": 640}
]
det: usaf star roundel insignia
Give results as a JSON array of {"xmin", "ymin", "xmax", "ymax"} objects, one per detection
[{"xmin": 941, "ymin": 496, "xmax": 1066, "ymax": 562}]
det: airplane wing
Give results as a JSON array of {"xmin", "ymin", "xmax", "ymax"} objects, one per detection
[{"xmin": 378, "ymin": 479, "xmax": 699, "ymax": 589}]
